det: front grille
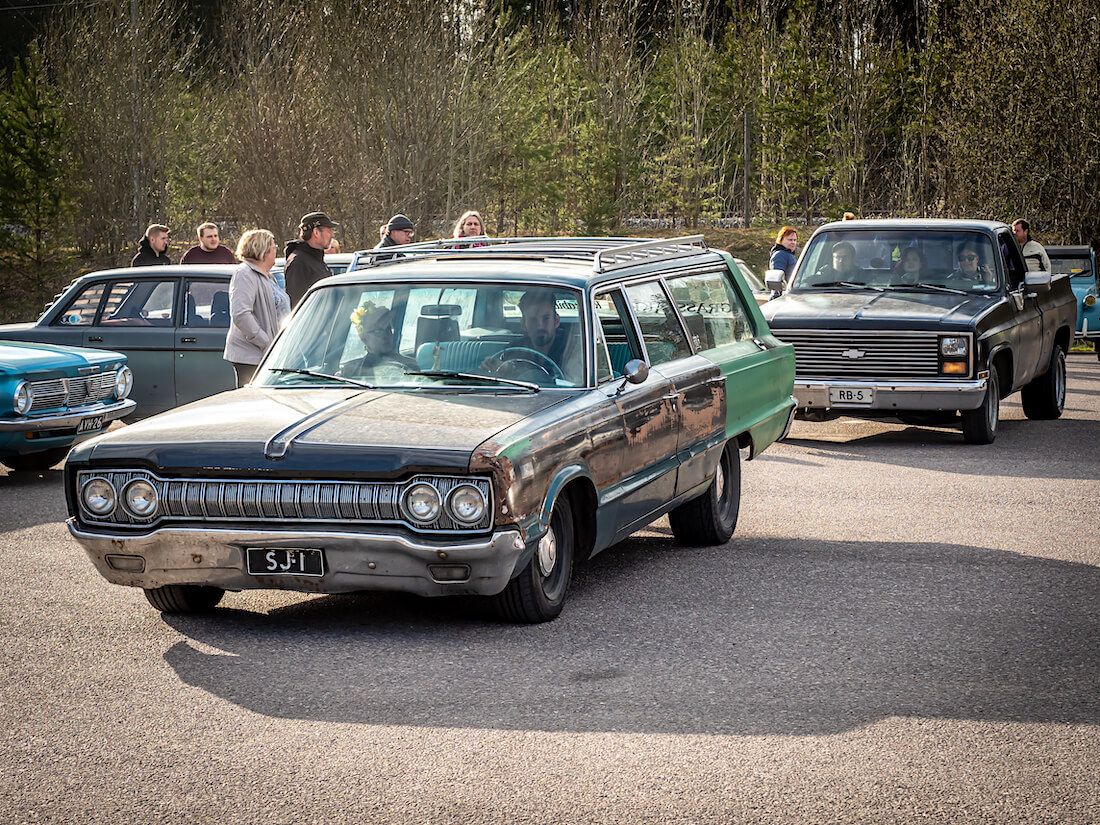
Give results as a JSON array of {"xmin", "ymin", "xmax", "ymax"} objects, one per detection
[
  {"xmin": 30, "ymin": 373, "xmax": 116, "ymax": 412},
  {"xmin": 76, "ymin": 470, "xmax": 493, "ymax": 533},
  {"xmin": 775, "ymin": 330, "xmax": 956, "ymax": 379}
]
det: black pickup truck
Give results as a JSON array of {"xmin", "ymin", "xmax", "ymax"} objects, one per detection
[{"xmin": 762, "ymin": 219, "xmax": 1077, "ymax": 444}]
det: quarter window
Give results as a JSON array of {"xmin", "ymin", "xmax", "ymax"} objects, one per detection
[
  {"xmin": 55, "ymin": 283, "xmax": 105, "ymax": 326},
  {"xmin": 593, "ymin": 290, "xmax": 642, "ymax": 382}
]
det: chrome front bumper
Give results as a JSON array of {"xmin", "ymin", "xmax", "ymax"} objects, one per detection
[
  {"xmin": 69, "ymin": 521, "xmax": 528, "ymax": 598},
  {"xmin": 794, "ymin": 375, "xmax": 989, "ymax": 412},
  {"xmin": 0, "ymin": 398, "xmax": 136, "ymax": 432}
]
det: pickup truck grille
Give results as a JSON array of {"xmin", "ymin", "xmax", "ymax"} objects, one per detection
[
  {"xmin": 75, "ymin": 470, "xmax": 493, "ymax": 533},
  {"xmin": 30, "ymin": 373, "xmax": 117, "ymax": 412},
  {"xmin": 775, "ymin": 330, "xmax": 947, "ymax": 379}
]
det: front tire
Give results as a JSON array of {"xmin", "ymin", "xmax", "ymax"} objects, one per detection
[
  {"xmin": 494, "ymin": 494, "xmax": 575, "ymax": 623},
  {"xmin": 144, "ymin": 584, "xmax": 225, "ymax": 614},
  {"xmin": 0, "ymin": 447, "xmax": 70, "ymax": 472},
  {"xmin": 668, "ymin": 441, "xmax": 741, "ymax": 545},
  {"xmin": 1021, "ymin": 343, "xmax": 1066, "ymax": 420},
  {"xmin": 961, "ymin": 365, "xmax": 999, "ymax": 444}
]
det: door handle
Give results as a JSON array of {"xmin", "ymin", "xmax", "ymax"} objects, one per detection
[
  {"xmin": 180, "ymin": 336, "xmax": 197, "ymax": 343},
  {"xmin": 87, "ymin": 335, "xmax": 103, "ymax": 342}
]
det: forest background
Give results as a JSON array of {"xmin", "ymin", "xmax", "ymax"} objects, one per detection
[{"xmin": 1, "ymin": 0, "xmax": 1098, "ymax": 321}]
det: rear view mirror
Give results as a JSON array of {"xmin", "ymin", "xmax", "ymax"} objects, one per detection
[
  {"xmin": 764, "ymin": 268, "xmax": 786, "ymax": 292},
  {"xmin": 621, "ymin": 359, "xmax": 649, "ymax": 386}
]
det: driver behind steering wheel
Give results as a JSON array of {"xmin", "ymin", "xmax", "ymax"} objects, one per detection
[{"xmin": 481, "ymin": 289, "xmax": 579, "ymax": 383}]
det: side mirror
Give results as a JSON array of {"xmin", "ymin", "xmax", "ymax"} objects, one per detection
[
  {"xmin": 1024, "ymin": 270, "xmax": 1052, "ymax": 293},
  {"xmin": 622, "ymin": 359, "xmax": 649, "ymax": 385},
  {"xmin": 764, "ymin": 268, "xmax": 786, "ymax": 292}
]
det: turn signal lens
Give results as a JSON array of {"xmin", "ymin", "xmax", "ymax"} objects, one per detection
[
  {"xmin": 404, "ymin": 483, "xmax": 441, "ymax": 522},
  {"xmin": 448, "ymin": 484, "xmax": 487, "ymax": 524},
  {"xmin": 942, "ymin": 361, "xmax": 968, "ymax": 375},
  {"xmin": 122, "ymin": 479, "xmax": 158, "ymax": 518},
  {"xmin": 82, "ymin": 477, "xmax": 117, "ymax": 516}
]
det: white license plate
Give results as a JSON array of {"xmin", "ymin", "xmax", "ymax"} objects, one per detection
[
  {"xmin": 77, "ymin": 415, "xmax": 104, "ymax": 433},
  {"xmin": 829, "ymin": 387, "xmax": 875, "ymax": 406},
  {"xmin": 246, "ymin": 547, "xmax": 325, "ymax": 577}
]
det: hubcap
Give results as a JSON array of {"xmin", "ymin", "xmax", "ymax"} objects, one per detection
[
  {"xmin": 714, "ymin": 460, "xmax": 726, "ymax": 503},
  {"xmin": 537, "ymin": 528, "xmax": 557, "ymax": 577}
]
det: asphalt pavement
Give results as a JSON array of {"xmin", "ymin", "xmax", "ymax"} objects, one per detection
[{"xmin": 1, "ymin": 356, "xmax": 1098, "ymax": 823}]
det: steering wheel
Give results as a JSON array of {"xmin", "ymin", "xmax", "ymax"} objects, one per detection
[{"xmin": 487, "ymin": 347, "xmax": 564, "ymax": 381}]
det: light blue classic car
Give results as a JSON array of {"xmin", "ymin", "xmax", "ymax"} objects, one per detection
[
  {"xmin": 1047, "ymin": 245, "xmax": 1099, "ymax": 356},
  {"xmin": 0, "ymin": 341, "xmax": 135, "ymax": 471}
]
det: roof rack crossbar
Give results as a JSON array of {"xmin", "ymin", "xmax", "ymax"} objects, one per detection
[{"xmin": 591, "ymin": 235, "xmax": 708, "ymax": 273}]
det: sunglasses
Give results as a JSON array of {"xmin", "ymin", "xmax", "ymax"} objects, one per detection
[{"xmin": 960, "ymin": 254, "xmax": 979, "ymax": 262}]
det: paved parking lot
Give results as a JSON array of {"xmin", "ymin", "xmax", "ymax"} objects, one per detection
[{"xmin": 2, "ymin": 356, "xmax": 1098, "ymax": 823}]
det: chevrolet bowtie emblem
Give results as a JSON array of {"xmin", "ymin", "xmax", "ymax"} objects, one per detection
[{"xmin": 841, "ymin": 349, "xmax": 866, "ymax": 359}]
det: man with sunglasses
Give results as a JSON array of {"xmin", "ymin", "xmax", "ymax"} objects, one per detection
[
  {"xmin": 949, "ymin": 242, "xmax": 995, "ymax": 285},
  {"xmin": 373, "ymin": 214, "xmax": 416, "ymax": 261}
]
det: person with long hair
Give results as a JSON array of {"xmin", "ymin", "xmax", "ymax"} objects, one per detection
[{"xmin": 452, "ymin": 210, "xmax": 488, "ymax": 247}]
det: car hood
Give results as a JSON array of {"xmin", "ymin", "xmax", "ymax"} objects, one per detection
[
  {"xmin": 75, "ymin": 386, "xmax": 574, "ymax": 475},
  {"xmin": 763, "ymin": 290, "xmax": 999, "ymax": 330},
  {"xmin": 0, "ymin": 339, "xmax": 124, "ymax": 375}
]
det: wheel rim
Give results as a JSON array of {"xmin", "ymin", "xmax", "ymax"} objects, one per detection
[
  {"xmin": 987, "ymin": 373, "xmax": 999, "ymax": 432},
  {"xmin": 537, "ymin": 527, "xmax": 557, "ymax": 577},
  {"xmin": 1056, "ymin": 351, "xmax": 1066, "ymax": 410},
  {"xmin": 714, "ymin": 459, "xmax": 726, "ymax": 505}
]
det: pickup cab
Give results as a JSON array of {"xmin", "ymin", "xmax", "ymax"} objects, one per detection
[{"xmin": 762, "ymin": 219, "xmax": 1077, "ymax": 444}]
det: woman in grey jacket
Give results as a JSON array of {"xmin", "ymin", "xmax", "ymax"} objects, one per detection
[{"xmin": 223, "ymin": 229, "xmax": 281, "ymax": 387}]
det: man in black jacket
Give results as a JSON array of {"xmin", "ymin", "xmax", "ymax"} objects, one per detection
[
  {"xmin": 284, "ymin": 211, "xmax": 339, "ymax": 306},
  {"xmin": 130, "ymin": 224, "xmax": 172, "ymax": 266}
]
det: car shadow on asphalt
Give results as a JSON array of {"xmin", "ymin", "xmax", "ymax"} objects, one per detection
[
  {"xmin": 0, "ymin": 467, "xmax": 69, "ymax": 532},
  {"xmin": 160, "ymin": 535, "xmax": 1100, "ymax": 736}
]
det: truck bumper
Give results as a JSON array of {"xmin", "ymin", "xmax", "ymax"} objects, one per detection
[{"xmin": 794, "ymin": 375, "xmax": 989, "ymax": 412}]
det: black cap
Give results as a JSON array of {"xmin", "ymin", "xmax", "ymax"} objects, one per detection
[
  {"xmin": 386, "ymin": 214, "xmax": 415, "ymax": 232},
  {"xmin": 300, "ymin": 211, "xmax": 339, "ymax": 231}
]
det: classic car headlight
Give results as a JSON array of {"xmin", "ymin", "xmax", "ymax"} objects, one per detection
[
  {"xmin": 82, "ymin": 477, "xmax": 117, "ymax": 516},
  {"xmin": 448, "ymin": 484, "xmax": 487, "ymax": 524},
  {"xmin": 13, "ymin": 381, "xmax": 33, "ymax": 415},
  {"xmin": 115, "ymin": 366, "xmax": 133, "ymax": 400},
  {"xmin": 1085, "ymin": 294, "xmax": 1097, "ymax": 308},
  {"xmin": 122, "ymin": 479, "xmax": 158, "ymax": 518},
  {"xmin": 940, "ymin": 337, "xmax": 968, "ymax": 357},
  {"xmin": 404, "ymin": 482, "xmax": 441, "ymax": 522}
]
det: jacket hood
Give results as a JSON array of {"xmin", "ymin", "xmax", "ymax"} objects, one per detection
[
  {"xmin": 763, "ymin": 289, "xmax": 1001, "ymax": 330},
  {"xmin": 283, "ymin": 238, "xmax": 323, "ymax": 259},
  {"xmin": 73, "ymin": 386, "xmax": 573, "ymax": 475}
]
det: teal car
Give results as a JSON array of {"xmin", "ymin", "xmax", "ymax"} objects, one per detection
[
  {"xmin": 65, "ymin": 237, "xmax": 794, "ymax": 622},
  {"xmin": 1048, "ymin": 245, "xmax": 1099, "ymax": 354},
  {"xmin": 1, "ymin": 341, "xmax": 134, "ymax": 471}
]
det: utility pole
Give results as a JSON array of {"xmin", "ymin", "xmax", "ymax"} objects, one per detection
[{"xmin": 131, "ymin": 0, "xmax": 140, "ymax": 236}]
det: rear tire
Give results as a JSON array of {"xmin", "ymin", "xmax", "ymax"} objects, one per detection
[
  {"xmin": 0, "ymin": 447, "xmax": 70, "ymax": 472},
  {"xmin": 144, "ymin": 584, "xmax": 224, "ymax": 614},
  {"xmin": 669, "ymin": 441, "xmax": 741, "ymax": 545},
  {"xmin": 961, "ymin": 366, "xmax": 999, "ymax": 444},
  {"xmin": 494, "ymin": 494, "xmax": 575, "ymax": 623},
  {"xmin": 1021, "ymin": 343, "xmax": 1066, "ymax": 420}
]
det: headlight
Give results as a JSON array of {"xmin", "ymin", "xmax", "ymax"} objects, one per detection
[
  {"xmin": 82, "ymin": 477, "xmax": 117, "ymax": 516},
  {"xmin": 115, "ymin": 366, "xmax": 133, "ymax": 400},
  {"xmin": 403, "ymin": 482, "xmax": 441, "ymax": 522},
  {"xmin": 448, "ymin": 484, "xmax": 487, "ymax": 524},
  {"xmin": 13, "ymin": 381, "xmax": 33, "ymax": 415},
  {"xmin": 122, "ymin": 479, "xmax": 158, "ymax": 518},
  {"xmin": 1085, "ymin": 294, "xmax": 1097, "ymax": 308},
  {"xmin": 941, "ymin": 337, "xmax": 968, "ymax": 357}
]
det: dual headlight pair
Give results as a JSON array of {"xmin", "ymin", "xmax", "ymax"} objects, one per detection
[
  {"xmin": 13, "ymin": 366, "xmax": 133, "ymax": 415},
  {"xmin": 403, "ymin": 482, "xmax": 487, "ymax": 525},
  {"xmin": 82, "ymin": 476, "xmax": 156, "ymax": 519}
]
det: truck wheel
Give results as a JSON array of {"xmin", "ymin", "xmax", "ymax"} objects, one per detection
[
  {"xmin": 0, "ymin": 447, "xmax": 71, "ymax": 472},
  {"xmin": 493, "ymin": 494, "xmax": 575, "ymax": 623},
  {"xmin": 669, "ymin": 441, "xmax": 741, "ymax": 545},
  {"xmin": 961, "ymin": 366, "xmax": 999, "ymax": 444},
  {"xmin": 1021, "ymin": 343, "xmax": 1066, "ymax": 420},
  {"xmin": 144, "ymin": 584, "xmax": 224, "ymax": 614}
]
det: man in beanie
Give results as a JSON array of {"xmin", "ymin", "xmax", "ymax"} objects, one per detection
[
  {"xmin": 131, "ymin": 224, "xmax": 172, "ymax": 267},
  {"xmin": 284, "ymin": 211, "xmax": 338, "ymax": 306},
  {"xmin": 373, "ymin": 214, "xmax": 415, "ymax": 261}
]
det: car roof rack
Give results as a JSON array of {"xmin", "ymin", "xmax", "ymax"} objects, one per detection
[{"xmin": 347, "ymin": 235, "xmax": 710, "ymax": 274}]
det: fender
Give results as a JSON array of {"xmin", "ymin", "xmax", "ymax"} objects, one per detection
[{"xmin": 533, "ymin": 462, "xmax": 595, "ymax": 538}]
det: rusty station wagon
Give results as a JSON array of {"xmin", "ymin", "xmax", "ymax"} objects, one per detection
[{"xmin": 65, "ymin": 237, "xmax": 795, "ymax": 622}]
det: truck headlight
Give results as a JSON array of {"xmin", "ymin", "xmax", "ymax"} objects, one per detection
[
  {"xmin": 82, "ymin": 477, "xmax": 117, "ymax": 516},
  {"xmin": 448, "ymin": 484, "xmax": 487, "ymax": 524},
  {"xmin": 940, "ymin": 337, "xmax": 968, "ymax": 357},
  {"xmin": 404, "ymin": 482, "xmax": 441, "ymax": 522},
  {"xmin": 122, "ymin": 479, "xmax": 158, "ymax": 518},
  {"xmin": 115, "ymin": 366, "xmax": 133, "ymax": 400},
  {"xmin": 13, "ymin": 381, "xmax": 33, "ymax": 415}
]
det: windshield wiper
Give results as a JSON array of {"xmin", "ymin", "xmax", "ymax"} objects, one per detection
[
  {"xmin": 811, "ymin": 281, "xmax": 882, "ymax": 291},
  {"xmin": 403, "ymin": 370, "xmax": 540, "ymax": 392},
  {"xmin": 268, "ymin": 368, "xmax": 376, "ymax": 389},
  {"xmin": 910, "ymin": 282, "xmax": 967, "ymax": 295}
]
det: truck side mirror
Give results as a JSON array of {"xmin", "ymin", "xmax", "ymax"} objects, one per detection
[
  {"xmin": 1024, "ymin": 270, "xmax": 1051, "ymax": 294},
  {"xmin": 764, "ymin": 268, "xmax": 786, "ymax": 292}
]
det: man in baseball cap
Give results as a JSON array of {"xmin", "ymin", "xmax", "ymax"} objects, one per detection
[{"xmin": 284, "ymin": 211, "xmax": 340, "ymax": 306}]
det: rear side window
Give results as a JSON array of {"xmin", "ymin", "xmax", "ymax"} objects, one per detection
[
  {"xmin": 622, "ymin": 281, "xmax": 691, "ymax": 366},
  {"xmin": 55, "ymin": 283, "xmax": 105, "ymax": 326},
  {"xmin": 666, "ymin": 269, "xmax": 755, "ymax": 350}
]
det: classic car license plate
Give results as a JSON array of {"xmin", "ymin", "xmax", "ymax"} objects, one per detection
[
  {"xmin": 246, "ymin": 548, "xmax": 324, "ymax": 577},
  {"xmin": 77, "ymin": 415, "xmax": 104, "ymax": 433},
  {"xmin": 829, "ymin": 387, "xmax": 875, "ymax": 406}
]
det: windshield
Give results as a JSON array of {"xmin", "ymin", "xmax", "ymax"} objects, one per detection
[
  {"xmin": 1049, "ymin": 254, "xmax": 1094, "ymax": 279},
  {"xmin": 791, "ymin": 230, "xmax": 1001, "ymax": 294},
  {"xmin": 258, "ymin": 281, "xmax": 586, "ymax": 389}
]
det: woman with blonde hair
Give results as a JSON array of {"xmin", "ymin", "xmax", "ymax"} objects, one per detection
[
  {"xmin": 223, "ymin": 229, "xmax": 286, "ymax": 387},
  {"xmin": 452, "ymin": 210, "xmax": 488, "ymax": 247}
]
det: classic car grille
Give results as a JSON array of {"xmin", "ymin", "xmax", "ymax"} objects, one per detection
[
  {"xmin": 30, "ymin": 373, "xmax": 116, "ymax": 412},
  {"xmin": 775, "ymin": 330, "xmax": 951, "ymax": 379},
  {"xmin": 76, "ymin": 470, "xmax": 493, "ymax": 533}
]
